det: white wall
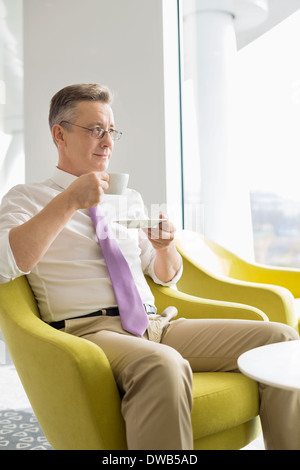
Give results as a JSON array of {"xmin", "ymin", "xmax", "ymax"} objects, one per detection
[{"xmin": 23, "ymin": 0, "xmax": 182, "ymax": 220}]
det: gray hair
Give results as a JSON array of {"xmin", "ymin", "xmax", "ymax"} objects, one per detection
[{"xmin": 49, "ymin": 83, "xmax": 113, "ymax": 132}]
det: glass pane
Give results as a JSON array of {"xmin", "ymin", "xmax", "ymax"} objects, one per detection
[
  {"xmin": 179, "ymin": 5, "xmax": 203, "ymax": 235},
  {"xmin": 235, "ymin": 11, "xmax": 300, "ymax": 267},
  {"xmin": 179, "ymin": 3, "xmax": 300, "ymax": 267}
]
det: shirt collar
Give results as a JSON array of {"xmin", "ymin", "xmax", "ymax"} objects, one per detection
[{"xmin": 51, "ymin": 167, "xmax": 78, "ymax": 190}]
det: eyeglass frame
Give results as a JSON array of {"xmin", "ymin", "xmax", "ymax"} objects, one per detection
[{"xmin": 59, "ymin": 120, "xmax": 123, "ymax": 141}]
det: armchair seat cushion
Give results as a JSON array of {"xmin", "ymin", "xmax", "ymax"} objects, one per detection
[{"xmin": 192, "ymin": 372, "xmax": 259, "ymax": 440}]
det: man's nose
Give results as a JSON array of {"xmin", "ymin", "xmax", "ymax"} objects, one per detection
[{"xmin": 99, "ymin": 131, "xmax": 114, "ymax": 146}]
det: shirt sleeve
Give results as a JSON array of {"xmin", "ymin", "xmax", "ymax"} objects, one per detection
[
  {"xmin": 0, "ymin": 185, "xmax": 34, "ymax": 282},
  {"xmin": 0, "ymin": 231, "xmax": 30, "ymax": 282}
]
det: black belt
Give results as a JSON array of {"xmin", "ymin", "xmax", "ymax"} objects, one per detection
[{"xmin": 48, "ymin": 304, "xmax": 157, "ymax": 330}]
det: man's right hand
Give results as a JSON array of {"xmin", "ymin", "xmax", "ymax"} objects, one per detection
[{"xmin": 66, "ymin": 172, "xmax": 109, "ymax": 210}]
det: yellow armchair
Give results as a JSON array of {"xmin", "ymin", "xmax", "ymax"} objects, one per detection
[
  {"xmin": 175, "ymin": 230, "xmax": 299, "ymax": 331},
  {"xmin": 0, "ymin": 275, "xmax": 263, "ymax": 450}
]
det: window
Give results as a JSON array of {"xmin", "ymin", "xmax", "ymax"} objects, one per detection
[
  {"xmin": 179, "ymin": 3, "xmax": 300, "ymax": 266},
  {"xmin": 235, "ymin": 11, "xmax": 300, "ymax": 267}
]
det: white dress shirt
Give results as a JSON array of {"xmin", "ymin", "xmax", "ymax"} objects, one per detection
[{"xmin": 0, "ymin": 167, "xmax": 182, "ymax": 323}]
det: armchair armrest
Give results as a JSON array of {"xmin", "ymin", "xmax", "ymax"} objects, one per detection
[
  {"xmin": 236, "ymin": 261, "xmax": 300, "ymax": 299},
  {"xmin": 176, "ymin": 254, "xmax": 298, "ymax": 330},
  {"xmin": 146, "ymin": 276, "xmax": 268, "ymax": 322}
]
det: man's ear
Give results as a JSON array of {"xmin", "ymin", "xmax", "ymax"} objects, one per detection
[{"xmin": 52, "ymin": 124, "xmax": 66, "ymax": 147}]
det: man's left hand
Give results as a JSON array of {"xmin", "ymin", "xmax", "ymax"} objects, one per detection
[{"xmin": 146, "ymin": 213, "xmax": 176, "ymax": 251}]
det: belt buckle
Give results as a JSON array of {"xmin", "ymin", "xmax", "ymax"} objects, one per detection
[
  {"xmin": 102, "ymin": 309, "xmax": 107, "ymax": 316},
  {"xmin": 145, "ymin": 304, "xmax": 156, "ymax": 315}
]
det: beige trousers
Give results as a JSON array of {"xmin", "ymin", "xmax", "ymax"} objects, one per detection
[{"xmin": 63, "ymin": 314, "xmax": 299, "ymax": 450}]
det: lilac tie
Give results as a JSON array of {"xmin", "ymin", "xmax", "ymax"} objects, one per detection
[{"xmin": 90, "ymin": 205, "xmax": 149, "ymax": 336}]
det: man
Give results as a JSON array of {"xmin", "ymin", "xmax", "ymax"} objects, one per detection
[{"xmin": 0, "ymin": 83, "xmax": 299, "ymax": 450}]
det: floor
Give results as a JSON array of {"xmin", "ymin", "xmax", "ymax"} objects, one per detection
[
  {"xmin": 243, "ymin": 434, "xmax": 265, "ymax": 450},
  {"xmin": 0, "ymin": 364, "xmax": 32, "ymax": 411},
  {"xmin": 0, "ymin": 336, "xmax": 32, "ymax": 411},
  {"xmin": 0, "ymin": 338, "xmax": 265, "ymax": 450}
]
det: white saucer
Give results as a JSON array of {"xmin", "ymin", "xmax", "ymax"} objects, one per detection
[{"xmin": 114, "ymin": 219, "xmax": 167, "ymax": 229}]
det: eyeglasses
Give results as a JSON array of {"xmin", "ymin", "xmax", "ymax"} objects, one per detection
[{"xmin": 59, "ymin": 121, "xmax": 122, "ymax": 141}]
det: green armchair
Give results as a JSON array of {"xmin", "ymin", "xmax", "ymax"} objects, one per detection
[
  {"xmin": 176, "ymin": 230, "xmax": 299, "ymax": 332},
  {"xmin": 0, "ymin": 275, "xmax": 263, "ymax": 450}
]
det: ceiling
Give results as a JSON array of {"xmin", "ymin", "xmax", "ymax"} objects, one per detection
[{"xmin": 236, "ymin": 0, "xmax": 300, "ymax": 49}]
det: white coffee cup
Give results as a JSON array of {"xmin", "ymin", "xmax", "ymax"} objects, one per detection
[{"xmin": 105, "ymin": 173, "xmax": 129, "ymax": 195}]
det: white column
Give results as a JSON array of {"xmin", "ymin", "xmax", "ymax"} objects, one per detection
[{"xmin": 182, "ymin": 0, "xmax": 268, "ymax": 259}]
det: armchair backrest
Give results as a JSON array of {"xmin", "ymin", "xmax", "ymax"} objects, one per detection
[
  {"xmin": 175, "ymin": 230, "xmax": 235, "ymax": 277},
  {"xmin": 0, "ymin": 275, "xmax": 40, "ymax": 318}
]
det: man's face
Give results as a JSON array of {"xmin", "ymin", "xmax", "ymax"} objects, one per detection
[{"xmin": 58, "ymin": 101, "xmax": 115, "ymax": 176}]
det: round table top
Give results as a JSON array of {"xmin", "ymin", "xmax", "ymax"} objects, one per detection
[{"xmin": 238, "ymin": 340, "xmax": 300, "ymax": 391}]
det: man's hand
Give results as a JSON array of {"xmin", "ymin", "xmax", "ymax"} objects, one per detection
[
  {"xmin": 146, "ymin": 213, "xmax": 182, "ymax": 283},
  {"xmin": 66, "ymin": 172, "xmax": 109, "ymax": 210},
  {"xmin": 146, "ymin": 213, "xmax": 176, "ymax": 251}
]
